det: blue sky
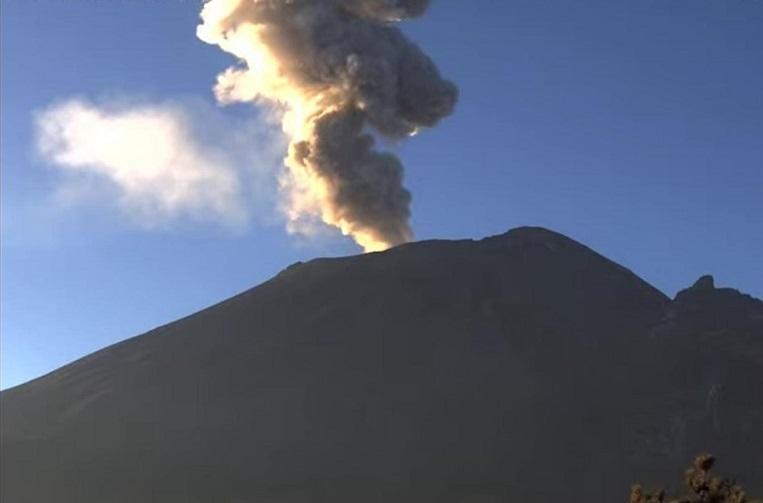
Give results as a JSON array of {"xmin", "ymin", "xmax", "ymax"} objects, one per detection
[{"xmin": 2, "ymin": 0, "xmax": 761, "ymax": 389}]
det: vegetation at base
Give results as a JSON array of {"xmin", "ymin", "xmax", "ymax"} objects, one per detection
[{"xmin": 630, "ymin": 455, "xmax": 762, "ymax": 503}]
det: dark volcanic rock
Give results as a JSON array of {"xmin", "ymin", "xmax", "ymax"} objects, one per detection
[
  {"xmin": 671, "ymin": 274, "xmax": 763, "ymax": 331},
  {"xmin": 1, "ymin": 227, "xmax": 761, "ymax": 502},
  {"xmin": 654, "ymin": 273, "xmax": 763, "ymax": 365}
]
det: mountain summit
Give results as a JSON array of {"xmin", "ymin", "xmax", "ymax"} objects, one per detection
[{"xmin": 2, "ymin": 227, "xmax": 761, "ymax": 502}]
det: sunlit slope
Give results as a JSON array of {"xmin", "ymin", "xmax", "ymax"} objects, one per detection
[{"xmin": 2, "ymin": 227, "xmax": 761, "ymax": 502}]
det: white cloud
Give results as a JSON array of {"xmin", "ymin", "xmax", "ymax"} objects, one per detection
[{"xmin": 35, "ymin": 97, "xmax": 283, "ymax": 230}]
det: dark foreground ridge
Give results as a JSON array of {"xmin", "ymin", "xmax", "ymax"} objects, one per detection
[{"xmin": 2, "ymin": 227, "xmax": 762, "ymax": 502}]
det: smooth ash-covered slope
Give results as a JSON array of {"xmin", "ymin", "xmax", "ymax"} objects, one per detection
[{"xmin": 2, "ymin": 227, "xmax": 762, "ymax": 502}]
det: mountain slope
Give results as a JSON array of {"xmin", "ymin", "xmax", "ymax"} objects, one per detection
[{"xmin": 2, "ymin": 227, "xmax": 761, "ymax": 502}]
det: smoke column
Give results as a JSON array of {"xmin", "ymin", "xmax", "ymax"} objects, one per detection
[{"xmin": 197, "ymin": 0, "xmax": 458, "ymax": 251}]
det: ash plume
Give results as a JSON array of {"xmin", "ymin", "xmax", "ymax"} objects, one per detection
[{"xmin": 198, "ymin": 0, "xmax": 458, "ymax": 251}]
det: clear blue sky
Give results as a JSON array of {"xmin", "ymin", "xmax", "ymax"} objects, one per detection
[{"xmin": 2, "ymin": 1, "xmax": 761, "ymax": 389}]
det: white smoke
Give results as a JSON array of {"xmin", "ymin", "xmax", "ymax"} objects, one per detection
[
  {"xmin": 35, "ymin": 98, "xmax": 282, "ymax": 230},
  {"xmin": 197, "ymin": 0, "xmax": 458, "ymax": 251}
]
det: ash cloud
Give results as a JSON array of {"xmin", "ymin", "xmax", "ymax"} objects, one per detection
[{"xmin": 198, "ymin": 0, "xmax": 457, "ymax": 251}]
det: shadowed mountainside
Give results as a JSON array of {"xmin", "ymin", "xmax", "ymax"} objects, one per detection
[{"xmin": 2, "ymin": 227, "xmax": 761, "ymax": 502}]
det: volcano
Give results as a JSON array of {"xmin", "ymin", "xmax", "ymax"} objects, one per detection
[{"xmin": 2, "ymin": 227, "xmax": 762, "ymax": 502}]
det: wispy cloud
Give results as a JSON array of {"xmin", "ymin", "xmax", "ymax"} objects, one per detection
[{"xmin": 35, "ymin": 97, "xmax": 283, "ymax": 231}]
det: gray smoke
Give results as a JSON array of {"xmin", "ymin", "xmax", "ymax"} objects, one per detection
[{"xmin": 198, "ymin": 0, "xmax": 458, "ymax": 250}]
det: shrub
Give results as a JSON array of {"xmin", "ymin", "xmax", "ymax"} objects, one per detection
[{"xmin": 630, "ymin": 454, "xmax": 761, "ymax": 503}]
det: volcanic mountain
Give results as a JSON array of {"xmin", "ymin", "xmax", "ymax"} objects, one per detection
[{"xmin": 2, "ymin": 227, "xmax": 762, "ymax": 502}]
